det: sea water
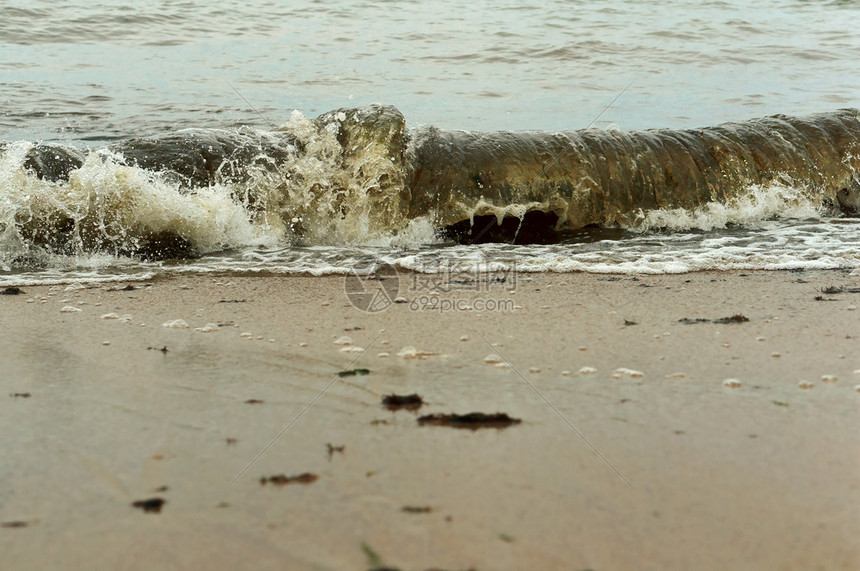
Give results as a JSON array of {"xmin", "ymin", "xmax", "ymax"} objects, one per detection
[{"xmin": 1, "ymin": 0, "xmax": 859, "ymax": 284}]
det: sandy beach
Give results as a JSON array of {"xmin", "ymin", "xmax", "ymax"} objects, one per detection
[{"xmin": 1, "ymin": 269, "xmax": 858, "ymax": 570}]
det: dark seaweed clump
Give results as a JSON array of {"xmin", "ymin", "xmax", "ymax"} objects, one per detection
[
  {"xmin": 260, "ymin": 472, "xmax": 319, "ymax": 486},
  {"xmin": 417, "ymin": 412, "xmax": 521, "ymax": 429},
  {"xmin": 679, "ymin": 314, "xmax": 749, "ymax": 324},
  {"xmin": 132, "ymin": 498, "xmax": 166, "ymax": 513},
  {"xmin": 381, "ymin": 393, "xmax": 424, "ymax": 411},
  {"xmin": 338, "ymin": 368, "xmax": 370, "ymax": 377}
]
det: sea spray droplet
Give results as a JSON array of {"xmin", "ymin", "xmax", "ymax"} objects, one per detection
[
  {"xmin": 821, "ymin": 375, "xmax": 838, "ymax": 383},
  {"xmin": 723, "ymin": 379, "xmax": 742, "ymax": 388},
  {"xmin": 162, "ymin": 319, "xmax": 189, "ymax": 329},
  {"xmin": 578, "ymin": 366, "xmax": 597, "ymax": 375},
  {"xmin": 614, "ymin": 368, "xmax": 644, "ymax": 378}
]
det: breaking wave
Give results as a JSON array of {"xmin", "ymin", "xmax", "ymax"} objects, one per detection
[{"xmin": 2, "ymin": 105, "xmax": 859, "ymax": 278}]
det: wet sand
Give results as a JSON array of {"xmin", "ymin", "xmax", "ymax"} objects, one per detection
[{"xmin": 1, "ymin": 270, "xmax": 858, "ymax": 570}]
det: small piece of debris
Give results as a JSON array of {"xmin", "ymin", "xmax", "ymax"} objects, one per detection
[
  {"xmin": 0, "ymin": 287, "xmax": 23, "ymax": 295},
  {"xmin": 1, "ymin": 521, "xmax": 31, "ymax": 528},
  {"xmin": 338, "ymin": 368, "xmax": 370, "ymax": 377},
  {"xmin": 60, "ymin": 306, "xmax": 81, "ymax": 313},
  {"xmin": 382, "ymin": 393, "xmax": 424, "ymax": 411},
  {"xmin": 484, "ymin": 354, "xmax": 503, "ymax": 364},
  {"xmin": 401, "ymin": 506, "xmax": 432, "ymax": 514},
  {"xmin": 154, "ymin": 485, "xmax": 169, "ymax": 493},
  {"xmin": 259, "ymin": 473, "xmax": 319, "ymax": 486},
  {"xmin": 10, "ymin": 392, "xmax": 31, "ymax": 398},
  {"xmin": 194, "ymin": 323, "xmax": 220, "ymax": 333},
  {"xmin": 146, "ymin": 346, "xmax": 169, "ymax": 354},
  {"xmin": 121, "ymin": 285, "xmax": 136, "ymax": 291},
  {"xmin": 417, "ymin": 412, "xmax": 522, "ymax": 429},
  {"xmin": 798, "ymin": 381, "xmax": 815, "ymax": 389},
  {"xmin": 397, "ymin": 346, "xmax": 439, "ymax": 359},
  {"xmin": 614, "ymin": 367, "xmax": 644, "ymax": 378},
  {"xmin": 821, "ymin": 375, "xmax": 838, "ymax": 383},
  {"xmin": 326, "ymin": 443, "xmax": 345, "ymax": 457},
  {"xmin": 161, "ymin": 319, "xmax": 189, "ymax": 329},
  {"xmin": 226, "ymin": 438, "xmax": 237, "ymax": 445},
  {"xmin": 772, "ymin": 401, "xmax": 789, "ymax": 407},
  {"xmin": 333, "ymin": 336, "xmax": 353, "ymax": 346},
  {"xmin": 498, "ymin": 533, "xmax": 515, "ymax": 543},
  {"xmin": 723, "ymin": 378, "xmax": 742, "ymax": 388},
  {"xmin": 623, "ymin": 320, "xmax": 637, "ymax": 326},
  {"xmin": 218, "ymin": 299, "xmax": 246, "ymax": 303},
  {"xmin": 370, "ymin": 419, "xmax": 389, "ymax": 425},
  {"xmin": 132, "ymin": 498, "xmax": 166, "ymax": 513},
  {"xmin": 578, "ymin": 366, "xmax": 597, "ymax": 375},
  {"xmin": 244, "ymin": 399, "xmax": 264, "ymax": 404}
]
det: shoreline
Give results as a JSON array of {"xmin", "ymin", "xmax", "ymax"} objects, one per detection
[{"xmin": 2, "ymin": 269, "xmax": 858, "ymax": 569}]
